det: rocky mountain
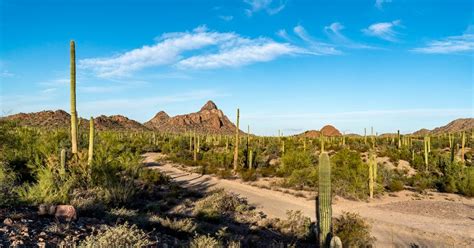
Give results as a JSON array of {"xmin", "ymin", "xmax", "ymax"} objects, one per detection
[
  {"xmin": 296, "ymin": 125, "xmax": 342, "ymax": 137},
  {"xmin": 412, "ymin": 118, "xmax": 474, "ymax": 135},
  {"xmin": 145, "ymin": 100, "xmax": 241, "ymax": 134},
  {"xmin": 2, "ymin": 110, "xmax": 149, "ymax": 131}
]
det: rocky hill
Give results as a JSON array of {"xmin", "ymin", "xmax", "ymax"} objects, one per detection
[
  {"xmin": 2, "ymin": 110, "xmax": 149, "ymax": 131},
  {"xmin": 296, "ymin": 125, "xmax": 342, "ymax": 137},
  {"xmin": 145, "ymin": 101, "xmax": 241, "ymax": 134},
  {"xmin": 412, "ymin": 118, "xmax": 474, "ymax": 135}
]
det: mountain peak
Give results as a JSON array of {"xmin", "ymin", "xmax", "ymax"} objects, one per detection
[{"xmin": 200, "ymin": 100, "xmax": 218, "ymax": 111}]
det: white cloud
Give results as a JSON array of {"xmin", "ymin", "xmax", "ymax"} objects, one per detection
[
  {"xmin": 177, "ymin": 40, "xmax": 301, "ymax": 69},
  {"xmin": 276, "ymin": 29, "xmax": 291, "ymax": 41},
  {"xmin": 362, "ymin": 20, "xmax": 401, "ymax": 42},
  {"xmin": 80, "ymin": 26, "xmax": 325, "ymax": 76},
  {"xmin": 411, "ymin": 33, "xmax": 474, "ymax": 54},
  {"xmin": 218, "ymin": 15, "xmax": 234, "ymax": 21},
  {"xmin": 0, "ymin": 70, "xmax": 14, "ymax": 78},
  {"xmin": 293, "ymin": 25, "xmax": 341, "ymax": 55},
  {"xmin": 80, "ymin": 27, "xmax": 238, "ymax": 78},
  {"xmin": 244, "ymin": 0, "xmax": 286, "ymax": 16},
  {"xmin": 375, "ymin": 0, "xmax": 392, "ymax": 10},
  {"xmin": 324, "ymin": 22, "xmax": 376, "ymax": 49}
]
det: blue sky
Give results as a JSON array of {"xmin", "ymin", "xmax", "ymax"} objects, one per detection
[{"xmin": 0, "ymin": 0, "xmax": 472, "ymax": 135}]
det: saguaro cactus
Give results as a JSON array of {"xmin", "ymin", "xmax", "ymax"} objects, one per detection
[
  {"xmin": 424, "ymin": 136, "xmax": 429, "ymax": 171},
  {"xmin": 368, "ymin": 152, "xmax": 376, "ymax": 199},
  {"xmin": 461, "ymin": 131, "xmax": 465, "ymax": 162},
  {"xmin": 193, "ymin": 131, "xmax": 198, "ymax": 162},
  {"xmin": 233, "ymin": 109, "xmax": 240, "ymax": 170},
  {"xmin": 70, "ymin": 40, "xmax": 78, "ymax": 154},
  {"xmin": 318, "ymin": 152, "xmax": 332, "ymax": 247},
  {"xmin": 60, "ymin": 148, "xmax": 66, "ymax": 175},
  {"xmin": 87, "ymin": 117, "xmax": 94, "ymax": 165},
  {"xmin": 248, "ymin": 149, "xmax": 253, "ymax": 169}
]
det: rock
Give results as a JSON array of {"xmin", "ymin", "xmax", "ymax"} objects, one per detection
[
  {"xmin": 54, "ymin": 205, "xmax": 77, "ymax": 221},
  {"xmin": 3, "ymin": 218, "xmax": 13, "ymax": 226},
  {"xmin": 48, "ymin": 205, "xmax": 57, "ymax": 215},
  {"xmin": 38, "ymin": 204, "xmax": 49, "ymax": 216}
]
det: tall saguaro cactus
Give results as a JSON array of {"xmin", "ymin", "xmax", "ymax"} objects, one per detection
[
  {"xmin": 461, "ymin": 131, "xmax": 465, "ymax": 162},
  {"xmin": 70, "ymin": 40, "xmax": 78, "ymax": 154},
  {"xmin": 233, "ymin": 109, "xmax": 240, "ymax": 170},
  {"xmin": 424, "ymin": 136, "xmax": 429, "ymax": 171},
  {"xmin": 368, "ymin": 152, "xmax": 376, "ymax": 199},
  {"xmin": 318, "ymin": 152, "xmax": 332, "ymax": 247},
  {"xmin": 88, "ymin": 117, "xmax": 94, "ymax": 165}
]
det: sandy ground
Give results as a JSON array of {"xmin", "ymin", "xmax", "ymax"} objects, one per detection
[{"xmin": 143, "ymin": 153, "xmax": 474, "ymax": 248}]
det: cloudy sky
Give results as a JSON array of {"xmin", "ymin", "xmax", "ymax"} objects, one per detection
[{"xmin": 0, "ymin": 0, "xmax": 472, "ymax": 135}]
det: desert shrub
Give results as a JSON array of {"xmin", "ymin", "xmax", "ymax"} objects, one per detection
[
  {"xmin": 285, "ymin": 167, "xmax": 318, "ymax": 189},
  {"xmin": 279, "ymin": 151, "xmax": 313, "ymax": 176},
  {"xmin": 193, "ymin": 189, "xmax": 249, "ymax": 221},
  {"xmin": 436, "ymin": 160, "xmax": 474, "ymax": 196},
  {"xmin": 333, "ymin": 212, "xmax": 375, "ymax": 247},
  {"xmin": 278, "ymin": 210, "xmax": 312, "ymax": 240},
  {"xmin": 388, "ymin": 179, "xmax": 404, "ymax": 192},
  {"xmin": 139, "ymin": 168, "xmax": 169, "ymax": 186},
  {"xmin": 18, "ymin": 158, "xmax": 78, "ymax": 204},
  {"xmin": 331, "ymin": 149, "xmax": 370, "ymax": 199},
  {"xmin": 70, "ymin": 187, "xmax": 108, "ymax": 214},
  {"xmin": 148, "ymin": 215, "xmax": 197, "ymax": 234},
  {"xmin": 190, "ymin": 234, "xmax": 222, "ymax": 248},
  {"xmin": 0, "ymin": 163, "xmax": 19, "ymax": 206},
  {"xmin": 409, "ymin": 172, "xmax": 434, "ymax": 193},
  {"xmin": 239, "ymin": 169, "xmax": 257, "ymax": 181},
  {"xmin": 79, "ymin": 223, "xmax": 152, "ymax": 248}
]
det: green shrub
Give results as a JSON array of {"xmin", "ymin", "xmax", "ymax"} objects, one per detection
[
  {"xmin": 148, "ymin": 215, "xmax": 197, "ymax": 234},
  {"xmin": 279, "ymin": 151, "xmax": 312, "ymax": 176},
  {"xmin": 333, "ymin": 212, "xmax": 375, "ymax": 247},
  {"xmin": 331, "ymin": 149, "xmax": 370, "ymax": 199},
  {"xmin": 190, "ymin": 234, "xmax": 222, "ymax": 248},
  {"xmin": 388, "ymin": 179, "xmax": 404, "ymax": 192},
  {"xmin": 79, "ymin": 223, "xmax": 152, "ymax": 248},
  {"xmin": 193, "ymin": 189, "xmax": 249, "ymax": 221},
  {"xmin": 0, "ymin": 163, "xmax": 19, "ymax": 206}
]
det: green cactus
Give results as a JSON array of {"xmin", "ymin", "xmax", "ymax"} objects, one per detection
[
  {"xmin": 397, "ymin": 130, "xmax": 401, "ymax": 149},
  {"xmin": 424, "ymin": 136, "xmax": 429, "ymax": 171},
  {"xmin": 461, "ymin": 131, "xmax": 465, "ymax": 162},
  {"xmin": 281, "ymin": 140, "xmax": 285, "ymax": 154},
  {"xmin": 368, "ymin": 151, "xmax": 376, "ymax": 199},
  {"xmin": 318, "ymin": 152, "xmax": 332, "ymax": 247},
  {"xmin": 233, "ymin": 108, "xmax": 240, "ymax": 170},
  {"xmin": 194, "ymin": 131, "xmax": 197, "ymax": 162},
  {"xmin": 60, "ymin": 148, "xmax": 66, "ymax": 175},
  {"xmin": 303, "ymin": 138, "xmax": 307, "ymax": 152},
  {"xmin": 248, "ymin": 149, "xmax": 253, "ymax": 169},
  {"xmin": 88, "ymin": 117, "xmax": 94, "ymax": 165},
  {"xmin": 70, "ymin": 40, "xmax": 78, "ymax": 154}
]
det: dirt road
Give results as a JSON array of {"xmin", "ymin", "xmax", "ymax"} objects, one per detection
[{"xmin": 143, "ymin": 153, "xmax": 474, "ymax": 247}]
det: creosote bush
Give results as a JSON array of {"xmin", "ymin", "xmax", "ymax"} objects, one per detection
[
  {"xmin": 78, "ymin": 222, "xmax": 152, "ymax": 248},
  {"xmin": 333, "ymin": 212, "xmax": 375, "ymax": 247},
  {"xmin": 193, "ymin": 189, "xmax": 250, "ymax": 221}
]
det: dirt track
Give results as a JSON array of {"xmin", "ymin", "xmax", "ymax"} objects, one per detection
[{"xmin": 143, "ymin": 153, "xmax": 474, "ymax": 247}]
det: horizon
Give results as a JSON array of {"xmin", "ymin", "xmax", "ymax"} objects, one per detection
[{"xmin": 1, "ymin": 0, "xmax": 473, "ymax": 135}]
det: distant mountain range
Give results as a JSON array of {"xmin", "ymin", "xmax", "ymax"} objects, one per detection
[
  {"xmin": 412, "ymin": 118, "xmax": 474, "ymax": 135},
  {"xmin": 2, "ymin": 102, "xmax": 471, "ymax": 136}
]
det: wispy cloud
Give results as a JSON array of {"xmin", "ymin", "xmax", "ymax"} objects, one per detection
[
  {"xmin": 177, "ymin": 39, "xmax": 301, "ymax": 70},
  {"xmin": 374, "ymin": 0, "xmax": 392, "ymax": 10},
  {"xmin": 80, "ymin": 25, "xmax": 320, "ymax": 76},
  {"xmin": 218, "ymin": 15, "xmax": 234, "ymax": 21},
  {"xmin": 324, "ymin": 22, "xmax": 376, "ymax": 49},
  {"xmin": 362, "ymin": 20, "xmax": 402, "ymax": 42},
  {"xmin": 244, "ymin": 0, "xmax": 286, "ymax": 16},
  {"xmin": 0, "ymin": 70, "xmax": 14, "ymax": 78},
  {"xmin": 411, "ymin": 32, "xmax": 474, "ymax": 54},
  {"xmin": 293, "ymin": 25, "xmax": 341, "ymax": 55}
]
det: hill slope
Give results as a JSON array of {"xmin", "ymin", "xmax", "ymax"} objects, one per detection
[
  {"xmin": 413, "ymin": 118, "xmax": 473, "ymax": 135},
  {"xmin": 145, "ymin": 100, "xmax": 241, "ymax": 134}
]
